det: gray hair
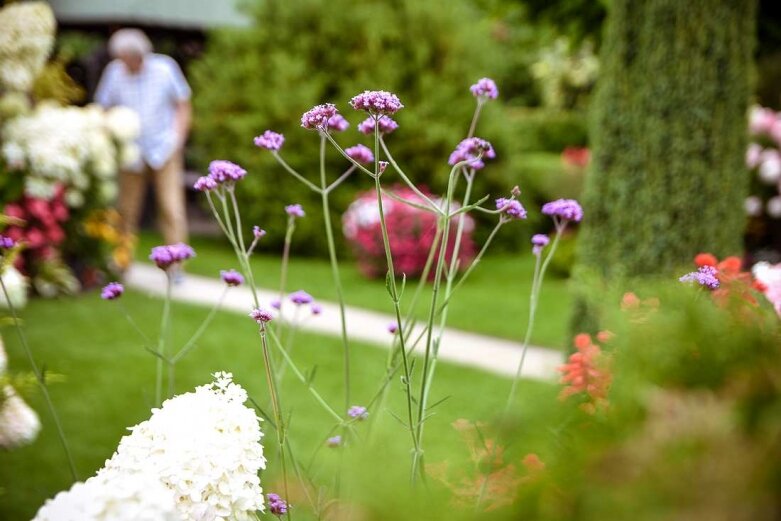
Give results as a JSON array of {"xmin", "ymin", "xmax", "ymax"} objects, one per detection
[{"xmin": 108, "ymin": 29, "xmax": 152, "ymax": 57}]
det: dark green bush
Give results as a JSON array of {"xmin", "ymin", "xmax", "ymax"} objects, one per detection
[{"xmin": 190, "ymin": 0, "xmax": 528, "ymax": 256}]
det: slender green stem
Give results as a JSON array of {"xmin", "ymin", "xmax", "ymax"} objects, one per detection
[
  {"xmin": 272, "ymin": 151, "xmax": 322, "ymax": 193},
  {"xmin": 0, "ymin": 275, "xmax": 77, "ymax": 480},
  {"xmin": 371, "ymin": 118, "xmax": 420, "ymax": 472},
  {"xmin": 320, "ymin": 135, "xmax": 352, "ymax": 410},
  {"xmin": 279, "ymin": 216, "xmax": 295, "ymax": 304},
  {"xmin": 170, "ymin": 288, "xmax": 228, "ymax": 364},
  {"xmin": 157, "ymin": 274, "xmax": 172, "ymax": 403},
  {"xmin": 504, "ymin": 222, "xmax": 565, "ymax": 414},
  {"xmin": 380, "ymin": 138, "xmax": 444, "ymax": 215},
  {"xmin": 467, "ymin": 99, "xmax": 484, "ymax": 139},
  {"xmin": 322, "ymin": 131, "xmax": 375, "ymax": 177},
  {"xmin": 325, "ymin": 166, "xmax": 356, "ymax": 194}
]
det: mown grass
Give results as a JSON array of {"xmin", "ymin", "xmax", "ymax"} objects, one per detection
[{"xmin": 0, "ymin": 288, "xmax": 559, "ymax": 520}]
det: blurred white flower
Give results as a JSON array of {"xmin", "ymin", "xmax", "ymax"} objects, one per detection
[
  {"xmin": 0, "ymin": 266, "xmax": 29, "ymax": 310},
  {"xmin": 759, "ymin": 154, "xmax": 781, "ymax": 184},
  {"xmin": 105, "ymin": 106, "xmax": 141, "ymax": 142},
  {"xmin": 767, "ymin": 196, "xmax": 781, "ymax": 218},
  {"xmin": 33, "ymin": 469, "xmax": 179, "ymax": 521},
  {"xmin": 0, "ymin": 2, "xmax": 55, "ymax": 92},
  {"xmin": 744, "ymin": 195, "xmax": 763, "ymax": 217},
  {"xmin": 0, "ymin": 386, "xmax": 41, "ymax": 449}
]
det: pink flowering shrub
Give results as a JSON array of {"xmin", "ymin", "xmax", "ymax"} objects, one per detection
[
  {"xmin": 342, "ymin": 186, "xmax": 475, "ymax": 278},
  {"xmin": 4, "ymin": 191, "xmax": 68, "ymax": 273},
  {"xmin": 745, "ymin": 106, "xmax": 781, "ymax": 253}
]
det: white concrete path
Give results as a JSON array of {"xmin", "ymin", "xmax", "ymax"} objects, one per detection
[{"xmin": 125, "ymin": 263, "xmax": 563, "ymax": 381}]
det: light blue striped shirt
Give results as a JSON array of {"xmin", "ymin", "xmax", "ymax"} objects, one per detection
[{"xmin": 95, "ymin": 53, "xmax": 191, "ymax": 170}]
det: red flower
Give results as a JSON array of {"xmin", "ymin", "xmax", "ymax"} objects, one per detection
[
  {"xmin": 694, "ymin": 253, "xmax": 718, "ymax": 267},
  {"xmin": 559, "ymin": 333, "xmax": 611, "ymax": 412}
]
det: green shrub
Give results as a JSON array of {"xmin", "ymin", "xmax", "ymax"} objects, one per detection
[{"xmin": 191, "ymin": 0, "xmax": 524, "ymax": 256}]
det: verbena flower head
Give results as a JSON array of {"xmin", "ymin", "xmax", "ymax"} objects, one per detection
[
  {"xmin": 289, "ymin": 290, "xmax": 313, "ymax": 305},
  {"xmin": 345, "ymin": 144, "xmax": 374, "ymax": 164},
  {"xmin": 387, "ymin": 322, "xmax": 398, "ymax": 334},
  {"xmin": 193, "ymin": 176, "xmax": 217, "ymax": 192},
  {"xmin": 301, "ymin": 103, "xmax": 338, "ymax": 130},
  {"xmin": 253, "ymin": 226, "xmax": 267, "ymax": 239},
  {"xmin": 249, "ymin": 307, "xmax": 274, "ymax": 324},
  {"xmin": 253, "ymin": 130, "xmax": 285, "ymax": 151},
  {"xmin": 531, "ymin": 234, "xmax": 550, "ymax": 255},
  {"xmin": 270, "ymin": 298, "xmax": 281, "ymax": 310},
  {"xmin": 679, "ymin": 265, "xmax": 720, "ymax": 289},
  {"xmin": 221, "ymin": 269, "xmax": 244, "ymax": 287},
  {"xmin": 357, "ymin": 115, "xmax": 398, "ymax": 135},
  {"xmin": 327, "ymin": 114, "xmax": 349, "ymax": 132},
  {"xmin": 349, "ymin": 90, "xmax": 404, "ymax": 115},
  {"xmin": 541, "ymin": 199, "xmax": 583, "ymax": 223},
  {"xmin": 448, "ymin": 137, "xmax": 496, "ymax": 170},
  {"xmin": 285, "ymin": 203, "xmax": 305, "ymax": 218},
  {"xmin": 311, "ymin": 303, "xmax": 322, "ymax": 315},
  {"xmin": 0, "ymin": 235, "xmax": 14, "ymax": 249},
  {"xmin": 149, "ymin": 243, "xmax": 195, "ymax": 270},
  {"xmin": 327, "ymin": 435, "xmax": 342, "ymax": 447},
  {"xmin": 208, "ymin": 160, "xmax": 247, "ymax": 184},
  {"xmin": 267, "ymin": 493, "xmax": 288, "ymax": 517},
  {"xmin": 347, "ymin": 405, "xmax": 368, "ymax": 420},
  {"xmin": 495, "ymin": 198, "xmax": 527, "ymax": 220},
  {"xmin": 100, "ymin": 282, "xmax": 124, "ymax": 300},
  {"xmin": 470, "ymin": 77, "xmax": 499, "ymax": 100}
]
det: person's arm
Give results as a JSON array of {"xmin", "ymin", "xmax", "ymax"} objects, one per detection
[{"xmin": 174, "ymin": 99, "xmax": 192, "ymax": 150}]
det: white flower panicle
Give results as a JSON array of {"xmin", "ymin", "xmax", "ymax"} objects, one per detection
[
  {"xmin": 1, "ymin": 103, "xmax": 140, "ymax": 207},
  {"xmin": 0, "ymin": 266, "xmax": 29, "ymax": 311},
  {"xmin": 34, "ymin": 373, "xmax": 266, "ymax": 521},
  {"xmin": 0, "ymin": 2, "xmax": 55, "ymax": 92},
  {"xmin": 33, "ymin": 469, "xmax": 179, "ymax": 521}
]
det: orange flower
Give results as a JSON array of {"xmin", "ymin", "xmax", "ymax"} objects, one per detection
[
  {"xmin": 694, "ymin": 253, "xmax": 718, "ymax": 267},
  {"xmin": 559, "ymin": 334, "xmax": 611, "ymax": 411}
]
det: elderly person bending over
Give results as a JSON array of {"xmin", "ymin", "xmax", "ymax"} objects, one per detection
[{"xmin": 95, "ymin": 28, "xmax": 192, "ymax": 258}]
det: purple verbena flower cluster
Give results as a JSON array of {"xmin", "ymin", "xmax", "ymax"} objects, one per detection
[
  {"xmin": 220, "ymin": 269, "xmax": 244, "ymax": 287},
  {"xmin": 531, "ymin": 234, "xmax": 550, "ymax": 255},
  {"xmin": 448, "ymin": 137, "xmax": 496, "ymax": 170},
  {"xmin": 345, "ymin": 144, "xmax": 374, "ymax": 165},
  {"xmin": 495, "ymin": 198, "xmax": 527, "ymax": 220},
  {"xmin": 347, "ymin": 405, "xmax": 368, "ymax": 420},
  {"xmin": 470, "ymin": 77, "xmax": 499, "ymax": 100},
  {"xmin": 209, "ymin": 160, "xmax": 247, "ymax": 183},
  {"xmin": 289, "ymin": 290, "xmax": 314, "ymax": 305},
  {"xmin": 301, "ymin": 103, "xmax": 338, "ymax": 130},
  {"xmin": 249, "ymin": 307, "xmax": 274, "ymax": 324},
  {"xmin": 541, "ymin": 199, "xmax": 584, "ymax": 223},
  {"xmin": 149, "ymin": 243, "xmax": 195, "ymax": 270},
  {"xmin": 357, "ymin": 115, "xmax": 398, "ymax": 135},
  {"xmin": 253, "ymin": 226, "xmax": 267, "ymax": 239},
  {"xmin": 387, "ymin": 322, "xmax": 398, "ymax": 334},
  {"xmin": 0, "ymin": 235, "xmax": 15, "ymax": 249},
  {"xmin": 267, "ymin": 493, "xmax": 288, "ymax": 517},
  {"xmin": 254, "ymin": 130, "xmax": 285, "ymax": 151},
  {"xmin": 285, "ymin": 204, "xmax": 305, "ymax": 218},
  {"xmin": 327, "ymin": 114, "xmax": 350, "ymax": 132},
  {"xmin": 100, "ymin": 282, "xmax": 124, "ymax": 300},
  {"xmin": 311, "ymin": 303, "xmax": 323, "ymax": 315},
  {"xmin": 679, "ymin": 265, "xmax": 720, "ymax": 289},
  {"xmin": 349, "ymin": 90, "xmax": 404, "ymax": 115},
  {"xmin": 193, "ymin": 176, "xmax": 218, "ymax": 192}
]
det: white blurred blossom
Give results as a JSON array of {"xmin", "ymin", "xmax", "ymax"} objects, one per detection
[
  {"xmin": 33, "ymin": 469, "xmax": 179, "ymax": 521},
  {"xmin": 767, "ymin": 196, "xmax": 781, "ymax": 218},
  {"xmin": 0, "ymin": 2, "xmax": 55, "ymax": 92},
  {"xmin": 0, "ymin": 385, "xmax": 41, "ymax": 449},
  {"xmin": 2, "ymin": 104, "xmax": 136, "ymax": 207},
  {"xmin": 745, "ymin": 196, "xmax": 763, "ymax": 217},
  {"xmin": 0, "ymin": 266, "xmax": 29, "ymax": 310},
  {"xmin": 105, "ymin": 106, "xmax": 141, "ymax": 142},
  {"xmin": 759, "ymin": 154, "xmax": 781, "ymax": 184}
]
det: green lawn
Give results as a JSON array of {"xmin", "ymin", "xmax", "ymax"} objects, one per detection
[
  {"xmin": 0, "ymin": 288, "xmax": 559, "ymax": 520},
  {"xmin": 137, "ymin": 232, "xmax": 574, "ymax": 349}
]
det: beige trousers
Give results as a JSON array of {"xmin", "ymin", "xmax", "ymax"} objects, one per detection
[{"xmin": 118, "ymin": 152, "xmax": 188, "ymax": 247}]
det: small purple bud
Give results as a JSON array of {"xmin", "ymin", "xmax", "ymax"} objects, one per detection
[
  {"xmin": 311, "ymin": 303, "xmax": 323, "ymax": 315},
  {"xmin": 249, "ymin": 307, "xmax": 273, "ymax": 324},
  {"xmin": 327, "ymin": 435, "xmax": 342, "ymax": 447},
  {"xmin": 253, "ymin": 226, "xmax": 267, "ymax": 239},
  {"xmin": 221, "ymin": 269, "xmax": 244, "ymax": 287},
  {"xmin": 285, "ymin": 204, "xmax": 305, "ymax": 218},
  {"xmin": 101, "ymin": 282, "xmax": 124, "ymax": 300},
  {"xmin": 347, "ymin": 405, "xmax": 368, "ymax": 420}
]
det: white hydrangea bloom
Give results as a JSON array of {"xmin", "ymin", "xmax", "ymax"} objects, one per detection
[
  {"xmin": 33, "ymin": 469, "xmax": 180, "ymax": 521},
  {"xmin": 0, "ymin": 385, "xmax": 41, "ymax": 448},
  {"xmin": 0, "ymin": 2, "xmax": 55, "ymax": 92},
  {"xmin": 1, "ymin": 103, "xmax": 136, "ymax": 207},
  {"xmin": 0, "ymin": 266, "xmax": 29, "ymax": 310},
  {"xmin": 105, "ymin": 106, "xmax": 141, "ymax": 142},
  {"xmin": 103, "ymin": 372, "xmax": 266, "ymax": 520}
]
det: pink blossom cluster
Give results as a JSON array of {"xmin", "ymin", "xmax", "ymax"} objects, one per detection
[
  {"xmin": 746, "ymin": 105, "xmax": 781, "ymax": 219},
  {"xmin": 342, "ymin": 186, "xmax": 475, "ymax": 278}
]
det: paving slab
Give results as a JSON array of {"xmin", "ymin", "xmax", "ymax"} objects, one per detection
[{"xmin": 125, "ymin": 263, "xmax": 563, "ymax": 381}]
